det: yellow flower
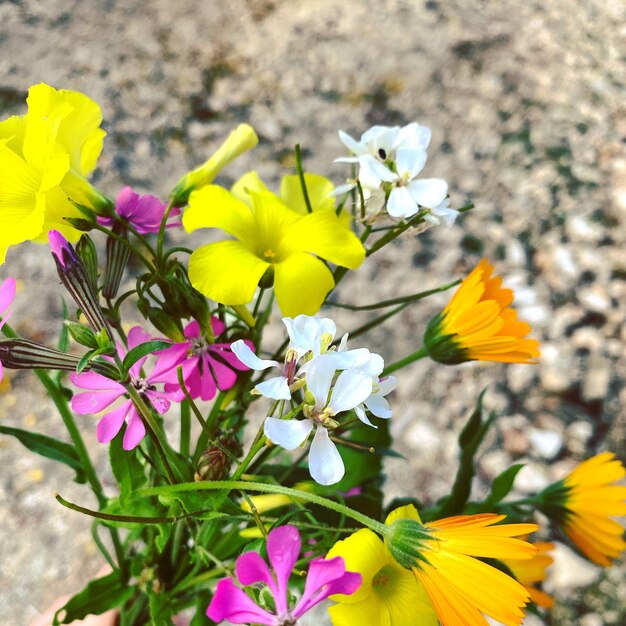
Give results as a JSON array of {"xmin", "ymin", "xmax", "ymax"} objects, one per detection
[
  {"xmin": 502, "ymin": 541, "xmax": 555, "ymax": 609},
  {"xmin": 327, "ymin": 526, "xmax": 439, "ymax": 626},
  {"xmin": 424, "ymin": 258, "xmax": 540, "ymax": 364},
  {"xmin": 539, "ymin": 452, "xmax": 626, "ymax": 566},
  {"xmin": 331, "ymin": 504, "xmax": 538, "ymax": 626},
  {"xmin": 0, "ymin": 83, "xmax": 107, "ymax": 262},
  {"xmin": 183, "ymin": 185, "xmax": 365, "ymax": 317},
  {"xmin": 170, "ymin": 124, "xmax": 258, "ymax": 206}
]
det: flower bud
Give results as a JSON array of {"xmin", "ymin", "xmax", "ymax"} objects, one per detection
[
  {"xmin": 102, "ymin": 224, "xmax": 131, "ymax": 299},
  {"xmin": 169, "ymin": 124, "xmax": 258, "ymax": 207},
  {"xmin": 49, "ymin": 230, "xmax": 112, "ymax": 340},
  {"xmin": 76, "ymin": 235, "xmax": 100, "ymax": 293},
  {"xmin": 195, "ymin": 431, "xmax": 243, "ymax": 482},
  {"xmin": 64, "ymin": 320, "xmax": 99, "ymax": 348}
]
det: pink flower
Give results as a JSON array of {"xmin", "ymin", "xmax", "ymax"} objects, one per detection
[
  {"xmin": 0, "ymin": 277, "xmax": 16, "ymax": 382},
  {"xmin": 98, "ymin": 186, "xmax": 181, "ymax": 234},
  {"xmin": 155, "ymin": 318, "xmax": 250, "ymax": 402},
  {"xmin": 207, "ymin": 525, "xmax": 361, "ymax": 625},
  {"xmin": 70, "ymin": 326, "xmax": 174, "ymax": 450}
]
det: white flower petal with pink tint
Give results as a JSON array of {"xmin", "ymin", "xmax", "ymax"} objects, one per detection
[
  {"xmin": 264, "ymin": 417, "xmax": 314, "ymax": 450},
  {"xmin": 309, "ymin": 426, "xmax": 344, "ymax": 485}
]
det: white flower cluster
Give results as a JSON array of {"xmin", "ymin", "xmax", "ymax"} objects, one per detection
[
  {"xmin": 334, "ymin": 123, "xmax": 458, "ymax": 225},
  {"xmin": 231, "ymin": 315, "xmax": 397, "ymax": 485}
]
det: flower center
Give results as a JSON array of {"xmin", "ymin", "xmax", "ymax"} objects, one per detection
[
  {"xmin": 263, "ymin": 248, "xmax": 277, "ymax": 261},
  {"xmin": 191, "ymin": 336, "xmax": 209, "ymax": 355},
  {"xmin": 131, "ymin": 376, "xmax": 154, "ymax": 394},
  {"xmin": 372, "ymin": 564, "xmax": 399, "ymax": 599}
]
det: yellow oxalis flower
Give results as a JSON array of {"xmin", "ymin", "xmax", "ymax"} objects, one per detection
[
  {"xmin": 0, "ymin": 83, "xmax": 106, "ymax": 263},
  {"xmin": 183, "ymin": 184, "xmax": 365, "ymax": 316}
]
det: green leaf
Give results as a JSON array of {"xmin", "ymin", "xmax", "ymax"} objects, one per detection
[
  {"xmin": 53, "ymin": 571, "xmax": 134, "ymax": 625},
  {"xmin": 109, "ymin": 436, "xmax": 147, "ymax": 503},
  {"xmin": 0, "ymin": 425, "xmax": 86, "ymax": 483},
  {"xmin": 148, "ymin": 589, "xmax": 175, "ymax": 626},
  {"xmin": 122, "ymin": 340, "xmax": 172, "ymax": 373},
  {"xmin": 486, "ymin": 464, "xmax": 525, "ymax": 505},
  {"xmin": 76, "ymin": 346, "xmax": 114, "ymax": 374}
]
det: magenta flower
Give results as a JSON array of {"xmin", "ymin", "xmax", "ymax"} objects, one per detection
[
  {"xmin": 70, "ymin": 326, "xmax": 174, "ymax": 450},
  {"xmin": 98, "ymin": 186, "xmax": 181, "ymax": 234},
  {"xmin": 207, "ymin": 525, "xmax": 361, "ymax": 625},
  {"xmin": 155, "ymin": 318, "xmax": 250, "ymax": 402},
  {"xmin": 0, "ymin": 277, "xmax": 16, "ymax": 382}
]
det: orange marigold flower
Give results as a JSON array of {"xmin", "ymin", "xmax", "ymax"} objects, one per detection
[
  {"xmin": 502, "ymin": 541, "xmax": 555, "ymax": 609},
  {"xmin": 538, "ymin": 452, "xmax": 626, "ymax": 566},
  {"xmin": 384, "ymin": 506, "xmax": 539, "ymax": 626},
  {"xmin": 424, "ymin": 258, "xmax": 540, "ymax": 364}
]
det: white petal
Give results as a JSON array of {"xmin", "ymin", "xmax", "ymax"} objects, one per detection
[
  {"xmin": 407, "ymin": 178, "xmax": 448, "ymax": 208},
  {"xmin": 387, "ymin": 186, "xmax": 417, "ymax": 219},
  {"xmin": 377, "ymin": 376, "xmax": 398, "ymax": 396},
  {"xmin": 355, "ymin": 404, "xmax": 377, "ymax": 428},
  {"xmin": 264, "ymin": 417, "xmax": 313, "ymax": 450},
  {"xmin": 333, "ymin": 157, "xmax": 359, "ymax": 164},
  {"xmin": 231, "ymin": 340, "xmax": 278, "ymax": 371},
  {"xmin": 396, "ymin": 123, "xmax": 431, "ymax": 151},
  {"xmin": 305, "ymin": 354, "xmax": 337, "ymax": 408},
  {"xmin": 359, "ymin": 155, "xmax": 396, "ymax": 184},
  {"xmin": 255, "ymin": 376, "xmax": 292, "ymax": 400},
  {"xmin": 396, "ymin": 148, "xmax": 427, "ymax": 178},
  {"xmin": 329, "ymin": 369, "xmax": 372, "ymax": 414},
  {"xmin": 329, "ymin": 182, "xmax": 356, "ymax": 196},
  {"xmin": 308, "ymin": 427, "xmax": 345, "ymax": 485},
  {"xmin": 364, "ymin": 394, "xmax": 392, "ymax": 419},
  {"xmin": 338, "ymin": 130, "xmax": 363, "ymax": 155}
]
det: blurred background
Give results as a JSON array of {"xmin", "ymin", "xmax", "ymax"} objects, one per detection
[{"xmin": 0, "ymin": 1, "xmax": 624, "ymax": 624}]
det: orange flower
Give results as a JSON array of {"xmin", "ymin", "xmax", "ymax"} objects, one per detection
[
  {"xmin": 539, "ymin": 452, "xmax": 626, "ymax": 566},
  {"xmin": 503, "ymin": 541, "xmax": 555, "ymax": 609},
  {"xmin": 424, "ymin": 258, "xmax": 540, "ymax": 364},
  {"xmin": 383, "ymin": 506, "xmax": 538, "ymax": 626}
]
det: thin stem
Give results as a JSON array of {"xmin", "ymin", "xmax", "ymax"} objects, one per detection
[
  {"xmin": 125, "ymin": 384, "xmax": 177, "ymax": 484},
  {"xmin": 156, "ymin": 199, "xmax": 176, "ymax": 262},
  {"xmin": 91, "ymin": 223, "xmax": 155, "ymax": 271},
  {"xmin": 295, "ymin": 144, "xmax": 313, "ymax": 214},
  {"xmin": 382, "ymin": 346, "xmax": 429, "ymax": 376},
  {"xmin": 180, "ymin": 400, "xmax": 191, "ymax": 456},
  {"xmin": 177, "ymin": 368, "xmax": 207, "ymax": 430},
  {"xmin": 140, "ymin": 481, "xmax": 387, "ymax": 535}
]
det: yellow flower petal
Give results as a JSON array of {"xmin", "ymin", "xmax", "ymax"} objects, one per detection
[
  {"xmin": 231, "ymin": 170, "xmax": 270, "ymax": 207},
  {"xmin": 329, "ymin": 594, "xmax": 389, "ymax": 626},
  {"xmin": 280, "ymin": 208, "xmax": 365, "ymax": 269},
  {"xmin": 188, "ymin": 240, "xmax": 269, "ymax": 305},
  {"xmin": 273, "ymin": 252, "xmax": 334, "ymax": 316},
  {"xmin": 280, "ymin": 173, "xmax": 335, "ymax": 214},
  {"xmin": 183, "ymin": 185, "xmax": 256, "ymax": 245}
]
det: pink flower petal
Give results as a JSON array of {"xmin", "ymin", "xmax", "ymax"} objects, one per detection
[
  {"xmin": 210, "ymin": 316, "xmax": 225, "ymax": 338},
  {"xmin": 293, "ymin": 557, "xmax": 361, "ymax": 618},
  {"xmin": 127, "ymin": 326, "xmax": 153, "ymax": 351},
  {"xmin": 198, "ymin": 356, "xmax": 218, "ymax": 401},
  {"xmin": 150, "ymin": 343, "xmax": 190, "ymax": 380},
  {"xmin": 0, "ymin": 277, "xmax": 16, "ymax": 316},
  {"xmin": 123, "ymin": 406, "xmax": 146, "ymax": 450},
  {"xmin": 71, "ymin": 389, "xmax": 125, "ymax": 414},
  {"xmin": 146, "ymin": 390, "xmax": 171, "ymax": 415},
  {"xmin": 210, "ymin": 343, "xmax": 252, "ymax": 371},
  {"xmin": 207, "ymin": 579, "xmax": 276, "ymax": 625},
  {"xmin": 235, "ymin": 551, "xmax": 275, "ymax": 589},
  {"xmin": 183, "ymin": 320, "xmax": 201, "ymax": 339},
  {"xmin": 206, "ymin": 354, "xmax": 237, "ymax": 390},
  {"xmin": 96, "ymin": 401, "xmax": 131, "ymax": 443},
  {"xmin": 70, "ymin": 371, "xmax": 124, "ymax": 391},
  {"xmin": 267, "ymin": 525, "xmax": 301, "ymax": 614}
]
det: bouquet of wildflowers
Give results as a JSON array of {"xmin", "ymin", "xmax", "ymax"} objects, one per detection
[{"xmin": 1, "ymin": 84, "xmax": 625, "ymax": 626}]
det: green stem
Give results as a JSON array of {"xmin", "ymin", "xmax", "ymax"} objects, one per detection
[
  {"xmin": 180, "ymin": 400, "xmax": 191, "ymax": 456},
  {"xmin": 156, "ymin": 199, "xmax": 176, "ymax": 262},
  {"xmin": 295, "ymin": 144, "xmax": 313, "ymax": 213},
  {"xmin": 382, "ymin": 346, "xmax": 429, "ymax": 376},
  {"xmin": 139, "ymin": 481, "xmax": 387, "ymax": 535},
  {"xmin": 125, "ymin": 384, "xmax": 177, "ymax": 484},
  {"xmin": 366, "ymin": 211, "xmax": 426, "ymax": 257}
]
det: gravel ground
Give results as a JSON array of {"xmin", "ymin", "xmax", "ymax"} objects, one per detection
[{"xmin": 1, "ymin": 1, "xmax": 625, "ymax": 624}]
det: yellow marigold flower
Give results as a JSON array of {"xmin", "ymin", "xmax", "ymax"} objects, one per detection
[
  {"xmin": 424, "ymin": 258, "xmax": 540, "ymax": 364},
  {"xmin": 183, "ymin": 185, "xmax": 365, "ymax": 317},
  {"xmin": 538, "ymin": 452, "xmax": 626, "ymax": 566},
  {"xmin": 502, "ymin": 541, "xmax": 555, "ymax": 609},
  {"xmin": 0, "ymin": 83, "xmax": 107, "ymax": 262},
  {"xmin": 329, "ymin": 504, "xmax": 538, "ymax": 626}
]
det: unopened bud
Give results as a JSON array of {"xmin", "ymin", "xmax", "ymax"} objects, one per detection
[
  {"xmin": 64, "ymin": 320, "xmax": 99, "ymax": 348},
  {"xmin": 195, "ymin": 431, "xmax": 243, "ymax": 482},
  {"xmin": 102, "ymin": 224, "xmax": 131, "ymax": 299}
]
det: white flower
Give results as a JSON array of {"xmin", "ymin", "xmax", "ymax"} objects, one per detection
[
  {"xmin": 264, "ymin": 355, "xmax": 372, "ymax": 485},
  {"xmin": 354, "ymin": 376, "xmax": 398, "ymax": 428},
  {"xmin": 423, "ymin": 196, "xmax": 459, "ymax": 227},
  {"xmin": 359, "ymin": 149, "xmax": 448, "ymax": 220},
  {"xmin": 282, "ymin": 314, "xmax": 336, "ymax": 360}
]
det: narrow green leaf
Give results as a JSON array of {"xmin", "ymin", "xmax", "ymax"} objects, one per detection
[
  {"xmin": 109, "ymin": 436, "xmax": 147, "ymax": 503},
  {"xmin": 53, "ymin": 571, "xmax": 134, "ymax": 625},
  {"xmin": 122, "ymin": 340, "xmax": 172, "ymax": 373},
  {"xmin": 486, "ymin": 464, "xmax": 525, "ymax": 505},
  {"xmin": 0, "ymin": 425, "xmax": 86, "ymax": 483}
]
